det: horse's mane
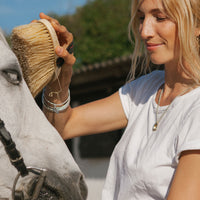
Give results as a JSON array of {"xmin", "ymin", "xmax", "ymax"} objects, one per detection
[{"xmin": 0, "ymin": 28, "xmax": 10, "ymax": 48}]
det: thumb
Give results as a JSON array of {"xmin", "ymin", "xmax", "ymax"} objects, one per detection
[
  {"xmin": 55, "ymin": 46, "xmax": 76, "ymax": 67},
  {"xmin": 55, "ymin": 46, "xmax": 65, "ymax": 57}
]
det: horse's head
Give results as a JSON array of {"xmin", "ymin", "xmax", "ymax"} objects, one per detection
[{"xmin": 0, "ymin": 29, "xmax": 87, "ymax": 200}]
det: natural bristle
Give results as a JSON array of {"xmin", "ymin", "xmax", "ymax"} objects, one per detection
[{"xmin": 11, "ymin": 20, "xmax": 60, "ymax": 97}]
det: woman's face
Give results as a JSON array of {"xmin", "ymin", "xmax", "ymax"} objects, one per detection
[{"xmin": 138, "ymin": 0, "xmax": 179, "ymax": 65}]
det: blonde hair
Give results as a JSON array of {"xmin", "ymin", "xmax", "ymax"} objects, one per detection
[{"xmin": 128, "ymin": 0, "xmax": 200, "ymax": 83}]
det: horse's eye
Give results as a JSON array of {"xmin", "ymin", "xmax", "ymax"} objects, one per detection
[{"xmin": 2, "ymin": 69, "xmax": 22, "ymax": 85}]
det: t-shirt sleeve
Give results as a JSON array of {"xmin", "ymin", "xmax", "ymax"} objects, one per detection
[
  {"xmin": 119, "ymin": 70, "xmax": 165, "ymax": 120},
  {"xmin": 175, "ymin": 107, "xmax": 200, "ymax": 162},
  {"xmin": 119, "ymin": 82, "xmax": 133, "ymax": 119},
  {"xmin": 118, "ymin": 76, "xmax": 145, "ymax": 120}
]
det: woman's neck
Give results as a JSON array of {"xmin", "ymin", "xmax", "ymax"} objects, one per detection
[
  {"xmin": 165, "ymin": 61, "xmax": 194, "ymax": 84},
  {"xmin": 157, "ymin": 62, "xmax": 197, "ymax": 106}
]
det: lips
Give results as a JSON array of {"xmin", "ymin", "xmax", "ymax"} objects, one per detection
[{"xmin": 146, "ymin": 42, "xmax": 163, "ymax": 51}]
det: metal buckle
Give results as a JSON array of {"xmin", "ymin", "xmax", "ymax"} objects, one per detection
[{"xmin": 12, "ymin": 167, "xmax": 47, "ymax": 200}]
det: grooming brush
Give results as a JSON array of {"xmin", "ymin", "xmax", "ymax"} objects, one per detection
[{"xmin": 11, "ymin": 19, "xmax": 73, "ymax": 98}]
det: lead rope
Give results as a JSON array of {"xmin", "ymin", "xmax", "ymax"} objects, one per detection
[
  {"xmin": 0, "ymin": 119, "xmax": 47, "ymax": 200},
  {"xmin": 0, "ymin": 119, "xmax": 28, "ymax": 176},
  {"xmin": 12, "ymin": 167, "xmax": 47, "ymax": 200}
]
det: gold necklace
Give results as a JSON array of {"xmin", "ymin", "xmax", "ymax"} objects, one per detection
[{"xmin": 152, "ymin": 85, "xmax": 193, "ymax": 131}]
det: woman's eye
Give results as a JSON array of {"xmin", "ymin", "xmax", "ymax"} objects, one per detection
[
  {"xmin": 155, "ymin": 13, "xmax": 168, "ymax": 22},
  {"xmin": 139, "ymin": 16, "xmax": 145, "ymax": 22},
  {"xmin": 137, "ymin": 14, "xmax": 145, "ymax": 23},
  {"xmin": 2, "ymin": 69, "xmax": 22, "ymax": 85},
  {"xmin": 156, "ymin": 17, "xmax": 167, "ymax": 21}
]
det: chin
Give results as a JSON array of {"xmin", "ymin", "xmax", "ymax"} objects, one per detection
[
  {"xmin": 150, "ymin": 58, "xmax": 165, "ymax": 65},
  {"xmin": 149, "ymin": 52, "xmax": 175, "ymax": 66},
  {"xmin": 150, "ymin": 54, "xmax": 171, "ymax": 65}
]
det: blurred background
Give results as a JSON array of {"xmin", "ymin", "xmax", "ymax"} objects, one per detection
[
  {"xmin": 0, "ymin": 0, "xmax": 87, "ymax": 34},
  {"xmin": 1, "ymin": 0, "xmax": 133, "ymax": 199}
]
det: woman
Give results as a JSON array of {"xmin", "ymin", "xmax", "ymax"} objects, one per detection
[{"xmin": 41, "ymin": 0, "xmax": 200, "ymax": 199}]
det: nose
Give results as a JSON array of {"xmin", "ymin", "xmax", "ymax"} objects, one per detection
[
  {"xmin": 15, "ymin": 169, "xmax": 88, "ymax": 200},
  {"xmin": 139, "ymin": 17, "xmax": 155, "ymax": 40},
  {"xmin": 33, "ymin": 170, "xmax": 87, "ymax": 200}
]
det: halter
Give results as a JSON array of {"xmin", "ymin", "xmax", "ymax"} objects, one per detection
[{"xmin": 0, "ymin": 119, "xmax": 47, "ymax": 200}]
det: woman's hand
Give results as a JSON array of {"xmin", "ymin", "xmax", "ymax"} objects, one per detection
[
  {"xmin": 39, "ymin": 12, "xmax": 75, "ymax": 66},
  {"xmin": 39, "ymin": 12, "xmax": 75, "ymax": 101}
]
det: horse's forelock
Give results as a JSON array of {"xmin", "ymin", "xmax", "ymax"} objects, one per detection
[{"xmin": 0, "ymin": 28, "xmax": 9, "ymax": 48}]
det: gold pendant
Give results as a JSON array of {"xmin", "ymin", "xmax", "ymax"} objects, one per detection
[{"xmin": 152, "ymin": 122, "xmax": 158, "ymax": 131}]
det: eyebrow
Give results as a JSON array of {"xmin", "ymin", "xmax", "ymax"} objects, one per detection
[{"xmin": 137, "ymin": 8, "xmax": 165, "ymax": 14}]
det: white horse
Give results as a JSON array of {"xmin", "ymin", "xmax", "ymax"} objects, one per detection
[{"xmin": 0, "ymin": 29, "xmax": 87, "ymax": 200}]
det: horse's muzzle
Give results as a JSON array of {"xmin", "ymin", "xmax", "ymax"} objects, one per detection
[{"xmin": 15, "ymin": 169, "xmax": 87, "ymax": 200}]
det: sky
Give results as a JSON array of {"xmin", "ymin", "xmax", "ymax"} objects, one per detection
[{"xmin": 0, "ymin": 0, "xmax": 87, "ymax": 34}]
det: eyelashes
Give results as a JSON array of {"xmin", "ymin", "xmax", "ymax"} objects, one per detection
[
  {"xmin": 138, "ymin": 15, "xmax": 167, "ymax": 23},
  {"xmin": 2, "ymin": 69, "xmax": 22, "ymax": 85}
]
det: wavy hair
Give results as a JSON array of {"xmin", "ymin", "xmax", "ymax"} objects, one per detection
[{"xmin": 128, "ymin": 0, "xmax": 200, "ymax": 83}]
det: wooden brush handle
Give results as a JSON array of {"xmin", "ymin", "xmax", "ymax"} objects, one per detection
[
  {"xmin": 38, "ymin": 19, "xmax": 60, "ymax": 52},
  {"xmin": 39, "ymin": 19, "xmax": 74, "ymax": 68}
]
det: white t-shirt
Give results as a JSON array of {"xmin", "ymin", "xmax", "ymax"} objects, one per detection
[{"xmin": 102, "ymin": 70, "xmax": 200, "ymax": 200}]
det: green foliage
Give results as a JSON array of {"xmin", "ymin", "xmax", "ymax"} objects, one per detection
[
  {"xmin": 5, "ymin": 0, "xmax": 133, "ymax": 68},
  {"xmin": 53, "ymin": 0, "xmax": 133, "ymax": 68}
]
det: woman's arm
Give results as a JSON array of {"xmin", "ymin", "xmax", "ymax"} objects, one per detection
[
  {"xmin": 45, "ymin": 91, "xmax": 128, "ymax": 140},
  {"xmin": 40, "ymin": 13, "xmax": 128, "ymax": 139},
  {"xmin": 167, "ymin": 150, "xmax": 200, "ymax": 199}
]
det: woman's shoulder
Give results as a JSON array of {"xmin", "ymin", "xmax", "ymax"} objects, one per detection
[
  {"xmin": 135, "ymin": 70, "xmax": 164, "ymax": 84},
  {"xmin": 119, "ymin": 70, "xmax": 164, "ymax": 109},
  {"xmin": 118, "ymin": 70, "xmax": 164, "ymax": 119},
  {"xmin": 122, "ymin": 70, "xmax": 165, "ymax": 94}
]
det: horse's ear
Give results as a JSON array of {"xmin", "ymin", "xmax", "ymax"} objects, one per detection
[{"xmin": 0, "ymin": 28, "xmax": 10, "ymax": 48}]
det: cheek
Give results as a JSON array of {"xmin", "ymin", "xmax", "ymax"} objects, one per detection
[{"xmin": 160, "ymin": 22, "xmax": 177, "ymax": 46}]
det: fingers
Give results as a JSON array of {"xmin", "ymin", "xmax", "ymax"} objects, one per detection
[
  {"xmin": 39, "ymin": 12, "xmax": 73, "ymax": 46},
  {"xmin": 31, "ymin": 19, "xmax": 37, "ymax": 23},
  {"xmin": 39, "ymin": 12, "xmax": 75, "ymax": 68},
  {"xmin": 55, "ymin": 46, "xmax": 76, "ymax": 67},
  {"xmin": 39, "ymin": 12, "xmax": 60, "ymax": 31},
  {"xmin": 39, "ymin": 12, "xmax": 52, "ymax": 21},
  {"xmin": 40, "ymin": 12, "xmax": 60, "ymax": 29}
]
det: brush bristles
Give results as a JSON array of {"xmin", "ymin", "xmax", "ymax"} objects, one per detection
[{"xmin": 11, "ymin": 21, "xmax": 59, "ymax": 97}]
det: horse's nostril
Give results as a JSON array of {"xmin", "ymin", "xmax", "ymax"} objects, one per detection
[
  {"xmin": 18, "ymin": 169, "xmax": 87, "ymax": 200},
  {"xmin": 31, "ymin": 187, "xmax": 59, "ymax": 200},
  {"xmin": 27, "ymin": 174, "xmax": 61, "ymax": 200}
]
